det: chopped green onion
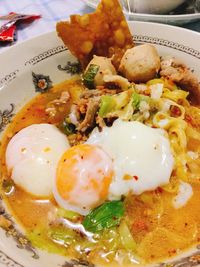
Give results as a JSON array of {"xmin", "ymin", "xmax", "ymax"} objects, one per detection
[
  {"xmin": 83, "ymin": 64, "xmax": 100, "ymax": 89},
  {"xmin": 2, "ymin": 179, "xmax": 14, "ymax": 194},
  {"xmin": 62, "ymin": 119, "xmax": 76, "ymax": 136},
  {"xmin": 48, "ymin": 227, "xmax": 75, "ymax": 246},
  {"xmin": 99, "ymin": 95, "xmax": 116, "ymax": 117},
  {"xmin": 119, "ymin": 221, "xmax": 137, "ymax": 251},
  {"xmin": 57, "ymin": 208, "xmax": 80, "ymax": 220},
  {"xmin": 132, "ymin": 92, "xmax": 141, "ymax": 110},
  {"xmin": 147, "ymin": 78, "xmax": 164, "ymax": 86}
]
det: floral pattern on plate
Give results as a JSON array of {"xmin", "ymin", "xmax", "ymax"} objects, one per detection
[{"xmin": 0, "ymin": 104, "xmax": 14, "ymax": 132}]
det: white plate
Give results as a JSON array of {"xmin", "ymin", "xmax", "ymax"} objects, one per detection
[
  {"xmin": 0, "ymin": 21, "xmax": 200, "ymax": 267},
  {"xmin": 85, "ymin": 0, "xmax": 200, "ymax": 25}
]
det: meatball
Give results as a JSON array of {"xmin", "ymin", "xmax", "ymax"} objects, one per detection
[
  {"xmin": 119, "ymin": 44, "xmax": 161, "ymax": 83},
  {"xmin": 85, "ymin": 55, "xmax": 116, "ymax": 86}
]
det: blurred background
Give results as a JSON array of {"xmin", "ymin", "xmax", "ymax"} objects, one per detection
[{"xmin": 0, "ymin": 0, "xmax": 200, "ymax": 51}]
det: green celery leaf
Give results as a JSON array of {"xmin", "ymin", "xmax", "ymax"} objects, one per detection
[{"xmin": 83, "ymin": 200, "xmax": 124, "ymax": 233}]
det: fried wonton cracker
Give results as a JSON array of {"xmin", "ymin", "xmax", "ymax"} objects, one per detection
[{"xmin": 56, "ymin": 0, "xmax": 134, "ymax": 68}]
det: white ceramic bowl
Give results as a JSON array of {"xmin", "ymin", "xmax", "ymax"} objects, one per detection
[
  {"xmin": 85, "ymin": 0, "xmax": 200, "ymax": 25},
  {"xmin": 0, "ymin": 21, "xmax": 200, "ymax": 267},
  {"xmin": 126, "ymin": 0, "xmax": 187, "ymax": 14}
]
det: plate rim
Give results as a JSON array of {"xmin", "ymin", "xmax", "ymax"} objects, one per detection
[
  {"xmin": 0, "ymin": 20, "xmax": 200, "ymax": 58},
  {"xmin": 1, "ymin": 20, "xmax": 200, "ymax": 88}
]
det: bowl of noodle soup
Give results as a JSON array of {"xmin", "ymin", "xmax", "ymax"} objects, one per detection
[{"xmin": 0, "ymin": 18, "xmax": 200, "ymax": 267}]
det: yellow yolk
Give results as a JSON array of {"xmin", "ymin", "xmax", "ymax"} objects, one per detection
[{"xmin": 53, "ymin": 144, "xmax": 113, "ymax": 215}]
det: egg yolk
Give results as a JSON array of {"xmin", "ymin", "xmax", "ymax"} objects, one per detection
[{"xmin": 55, "ymin": 144, "xmax": 113, "ymax": 213}]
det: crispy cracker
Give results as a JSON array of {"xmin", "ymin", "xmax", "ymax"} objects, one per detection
[{"xmin": 56, "ymin": 0, "xmax": 134, "ymax": 68}]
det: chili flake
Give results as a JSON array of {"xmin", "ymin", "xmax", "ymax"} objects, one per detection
[
  {"xmin": 170, "ymin": 105, "xmax": 181, "ymax": 117},
  {"xmin": 133, "ymin": 175, "xmax": 139, "ymax": 181}
]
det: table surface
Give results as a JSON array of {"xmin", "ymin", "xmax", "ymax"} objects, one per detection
[{"xmin": 0, "ymin": 0, "xmax": 200, "ymax": 52}]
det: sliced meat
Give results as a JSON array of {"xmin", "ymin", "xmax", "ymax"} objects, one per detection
[
  {"xmin": 76, "ymin": 98, "xmax": 88, "ymax": 114},
  {"xmin": 45, "ymin": 91, "xmax": 71, "ymax": 117},
  {"xmin": 50, "ymin": 91, "xmax": 70, "ymax": 105},
  {"xmin": 119, "ymin": 44, "xmax": 160, "ymax": 83},
  {"xmin": 103, "ymin": 74, "xmax": 130, "ymax": 91},
  {"xmin": 78, "ymin": 98, "xmax": 100, "ymax": 132},
  {"xmin": 81, "ymin": 88, "xmax": 118, "ymax": 99},
  {"xmin": 96, "ymin": 115, "xmax": 106, "ymax": 130},
  {"xmin": 160, "ymin": 56, "xmax": 200, "ymax": 104},
  {"xmin": 81, "ymin": 89, "xmax": 102, "ymax": 99},
  {"xmin": 69, "ymin": 104, "xmax": 80, "ymax": 126}
]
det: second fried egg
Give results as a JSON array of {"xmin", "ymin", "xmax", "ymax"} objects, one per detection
[
  {"xmin": 53, "ymin": 144, "xmax": 113, "ymax": 215},
  {"xmin": 53, "ymin": 119, "xmax": 174, "ymax": 215},
  {"xmin": 87, "ymin": 119, "xmax": 174, "ymax": 200}
]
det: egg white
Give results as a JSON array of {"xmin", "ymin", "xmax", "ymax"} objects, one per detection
[
  {"xmin": 87, "ymin": 119, "xmax": 174, "ymax": 199},
  {"xmin": 6, "ymin": 124, "xmax": 70, "ymax": 197},
  {"xmin": 6, "ymin": 119, "xmax": 174, "ymax": 213}
]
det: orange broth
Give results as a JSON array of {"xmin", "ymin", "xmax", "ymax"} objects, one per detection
[{"xmin": 0, "ymin": 77, "xmax": 200, "ymax": 266}]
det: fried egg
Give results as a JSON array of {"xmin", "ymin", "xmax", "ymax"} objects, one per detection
[
  {"xmin": 6, "ymin": 124, "xmax": 70, "ymax": 197},
  {"xmin": 87, "ymin": 119, "xmax": 174, "ymax": 199},
  {"xmin": 6, "ymin": 120, "xmax": 174, "ymax": 215},
  {"xmin": 53, "ymin": 119, "xmax": 174, "ymax": 215},
  {"xmin": 53, "ymin": 144, "xmax": 113, "ymax": 215}
]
